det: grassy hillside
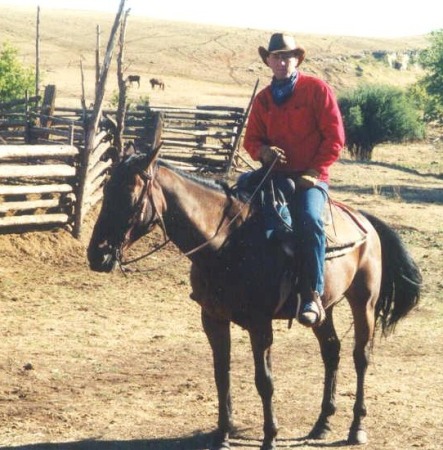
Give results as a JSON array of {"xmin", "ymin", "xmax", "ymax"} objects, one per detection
[{"xmin": 0, "ymin": 5, "xmax": 430, "ymax": 108}]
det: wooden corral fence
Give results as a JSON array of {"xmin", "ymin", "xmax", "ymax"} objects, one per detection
[
  {"xmin": 0, "ymin": 0, "xmax": 257, "ymax": 236},
  {"xmin": 0, "ymin": 144, "xmax": 78, "ymax": 230},
  {"xmin": 0, "ymin": 96, "xmax": 40, "ymax": 145},
  {"xmin": 45, "ymin": 103, "xmax": 251, "ymax": 172},
  {"xmin": 0, "ymin": 99, "xmax": 251, "ymax": 235},
  {"xmin": 128, "ymin": 105, "xmax": 248, "ymax": 172},
  {"xmin": 0, "ymin": 138, "xmax": 115, "ymax": 235}
]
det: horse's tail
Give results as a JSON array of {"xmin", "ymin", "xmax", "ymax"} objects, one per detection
[{"xmin": 361, "ymin": 211, "xmax": 422, "ymax": 335}]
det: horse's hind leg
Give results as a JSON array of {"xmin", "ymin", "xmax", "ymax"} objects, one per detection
[
  {"xmin": 309, "ymin": 309, "xmax": 341, "ymax": 440},
  {"xmin": 201, "ymin": 310, "xmax": 233, "ymax": 449},
  {"xmin": 249, "ymin": 320, "xmax": 278, "ymax": 450},
  {"xmin": 347, "ymin": 290, "xmax": 377, "ymax": 445}
]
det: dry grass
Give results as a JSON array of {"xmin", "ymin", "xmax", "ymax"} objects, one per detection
[
  {"xmin": 0, "ymin": 5, "xmax": 429, "ymax": 108},
  {"xmin": 1, "ymin": 5, "xmax": 443, "ymax": 450},
  {"xmin": 0, "ymin": 138, "xmax": 442, "ymax": 449}
]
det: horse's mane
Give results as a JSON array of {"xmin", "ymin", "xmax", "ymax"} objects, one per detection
[
  {"xmin": 120, "ymin": 153, "xmax": 235, "ymax": 197},
  {"xmin": 157, "ymin": 159, "xmax": 232, "ymax": 195}
]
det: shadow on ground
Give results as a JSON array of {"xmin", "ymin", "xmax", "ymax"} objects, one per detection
[
  {"xmin": 334, "ymin": 184, "xmax": 443, "ymax": 204},
  {"xmin": 1, "ymin": 433, "xmax": 352, "ymax": 450}
]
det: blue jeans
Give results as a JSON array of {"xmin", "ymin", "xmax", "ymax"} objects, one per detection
[{"xmin": 290, "ymin": 182, "xmax": 328, "ymax": 296}]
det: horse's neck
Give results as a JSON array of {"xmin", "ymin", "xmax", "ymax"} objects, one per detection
[{"xmin": 158, "ymin": 167, "xmax": 243, "ymax": 257}]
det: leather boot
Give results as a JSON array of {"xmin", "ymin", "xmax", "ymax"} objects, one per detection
[{"xmin": 298, "ymin": 290, "xmax": 326, "ymax": 327}]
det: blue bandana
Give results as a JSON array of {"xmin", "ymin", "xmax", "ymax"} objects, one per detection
[{"xmin": 271, "ymin": 72, "xmax": 297, "ymax": 105}]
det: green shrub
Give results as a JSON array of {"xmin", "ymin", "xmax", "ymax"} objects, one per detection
[
  {"xmin": 0, "ymin": 42, "xmax": 35, "ymax": 105},
  {"xmin": 418, "ymin": 29, "xmax": 443, "ymax": 121},
  {"xmin": 339, "ymin": 84, "xmax": 425, "ymax": 160}
]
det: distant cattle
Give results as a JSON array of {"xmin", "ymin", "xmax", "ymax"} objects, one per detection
[
  {"xmin": 126, "ymin": 75, "xmax": 141, "ymax": 87},
  {"xmin": 150, "ymin": 78, "xmax": 165, "ymax": 90}
]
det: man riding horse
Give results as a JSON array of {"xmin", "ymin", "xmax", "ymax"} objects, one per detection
[{"xmin": 243, "ymin": 33, "xmax": 345, "ymax": 327}]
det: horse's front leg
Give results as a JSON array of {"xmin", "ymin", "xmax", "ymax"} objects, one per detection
[
  {"xmin": 201, "ymin": 310, "xmax": 233, "ymax": 449},
  {"xmin": 309, "ymin": 309, "xmax": 341, "ymax": 440},
  {"xmin": 249, "ymin": 320, "xmax": 278, "ymax": 450}
]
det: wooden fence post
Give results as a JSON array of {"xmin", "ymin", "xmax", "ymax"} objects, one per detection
[
  {"xmin": 35, "ymin": 6, "xmax": 40, "ymax": 105},
  {"xmin": 40, "ymin": 84, "xmax": 57, "ymax": 128},
  {"xmin": 96, "ymin": 24, "xmax": 101, "ymax": 91},
  {"xmin": 226, "ymin": 78, "xmax": 259, "ymax": 174},
  {"xmin": 73, "ymin": 0, "xmax": 127, "ymax": 239},
  {"xmin": 115, "ymin": 8, "xmax": 131, "ymax": 157}
]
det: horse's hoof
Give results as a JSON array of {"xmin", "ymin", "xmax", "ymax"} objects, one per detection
[
  {"xmin": 211, "ymin": 440, "xmax": 230, "ymax": 450},
  {"xmin": 210, "ymin": 430, "xmax": 230, "ymax": 450},
  {"xmin": 308, "ymin": 428, "xmax": 329, "ymax": 440},
  {"xmin": 308, "ymin": 422, "xmax": 331, "ymax": 440},
  {"xmin": 213, "ymin": 443, "xmax": 230, "ymax": 450},
  {"xmin": 347, "ymin": 428, "xmax": 368, "ymax": 445},
  {"xmin": 260, "ymin": 442, "xmax": 276, "ymax": 450}
]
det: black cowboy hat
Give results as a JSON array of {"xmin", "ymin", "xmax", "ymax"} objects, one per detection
[{"xmin": 258, "ymin": 33, "xmax": 306, "ymax": 67}]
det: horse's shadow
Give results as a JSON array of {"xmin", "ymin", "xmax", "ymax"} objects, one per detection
[
  {"xmin": 0, "ymin": 432, "xmax": 350, "ymax": 450},
  {"xmin": 2, "ymin": 434, "xmax": 206, "ymax": 450}
]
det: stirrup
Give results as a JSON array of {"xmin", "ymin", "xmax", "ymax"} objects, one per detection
[{"xmin": 298, "ymin": 292, "xmax": 325, "ymax": 327}]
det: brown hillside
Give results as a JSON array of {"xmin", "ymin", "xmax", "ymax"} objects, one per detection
[{"xmin": 0, "ymin": 5, "xmax": 430, "ymax": 109}]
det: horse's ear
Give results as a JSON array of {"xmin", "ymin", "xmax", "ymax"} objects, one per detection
[
  {"xmin": 145, "ymin": 141, "xmax": 163, "ymax": 168},
  {"xmin": 145, "ymin": 111, "xmax": 164, "ymax": 168}
]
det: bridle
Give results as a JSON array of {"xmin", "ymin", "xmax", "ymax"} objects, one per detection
[{"xmin": 117, "ymin": 161, "xmax": 169, "ymax": 270}]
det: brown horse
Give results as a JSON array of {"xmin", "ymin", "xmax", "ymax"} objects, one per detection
[
  {"xmin": 149, "ymin": 77, "xmax": 165, "ymax": 90},
  {"xmin": 88, "ymin": 147, "xmax": 421, "ymax": 450}
]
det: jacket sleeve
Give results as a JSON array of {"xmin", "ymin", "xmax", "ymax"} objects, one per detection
[{"xmin": 310, "ymin": 82, "xmax": 345, "ymax": 174}]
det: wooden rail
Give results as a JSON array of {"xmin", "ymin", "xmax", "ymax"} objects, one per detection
[
  {"xmin": 129, "ymin": 105, "xmax": 247, "ymax": 172},
  {"xmin": 0, "ymin": 144, "xmax": 78, "ymax": 230}
]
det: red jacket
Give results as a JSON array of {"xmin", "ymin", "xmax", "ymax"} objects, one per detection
[{"xmin": 243, "ymin": 72, "xmax": 345, "ymax": 183}]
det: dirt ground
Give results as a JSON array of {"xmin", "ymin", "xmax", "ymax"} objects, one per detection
[
  {"xmin": 1, "ymin": 7, "xmax": 443, "ymax": 448},
  {"xmin": 0, "ymin": 135, "xmax": 442, "ymax": 450}
]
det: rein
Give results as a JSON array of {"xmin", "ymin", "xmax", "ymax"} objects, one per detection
[
  {"xmin": 119, "ymin": 158, "xmax": 278, "ymax": 272},
  {"xmin": 119, "ymin": 239, "xmax": 171, "ymax": 265}
]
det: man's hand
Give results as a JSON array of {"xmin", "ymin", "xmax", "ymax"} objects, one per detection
[
  {"xmin": 296, "ymin": 169, "xmax": 320, "ymax": 189},
  {"xmin": 259, "ymin": 145, "xmax": 287, "ymax": 166}
]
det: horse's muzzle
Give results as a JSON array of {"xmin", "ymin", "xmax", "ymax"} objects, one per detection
[{"xmin": 87, "ymin": 242, "xmax": 118, "ymax": 273}]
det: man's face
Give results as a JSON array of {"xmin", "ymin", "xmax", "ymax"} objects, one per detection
[{"xmin": 267, "ymin": 52, "xmax": 298, "ymax": 80}]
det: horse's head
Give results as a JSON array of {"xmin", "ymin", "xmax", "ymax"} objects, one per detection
[{"xmin": 88, "ymin": 145, "xmax": 165, "ymax": 272}]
